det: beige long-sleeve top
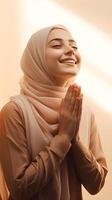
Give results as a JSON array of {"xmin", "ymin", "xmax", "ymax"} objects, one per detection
[
  {"xmin": 0, "ymin": 100, "xmax": 108, "ymax": 200},
  {"xmin": 0, "ymin": 164, "xmax": 9, "ymax": 200}
]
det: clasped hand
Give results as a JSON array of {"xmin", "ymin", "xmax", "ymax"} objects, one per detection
[{"xmin": 59, "ymin": 84, "xmax": 83, "ymax": 142}]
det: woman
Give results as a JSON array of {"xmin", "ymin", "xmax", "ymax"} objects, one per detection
[{"xmin": 0, "ymin": 25, "xmax": 108, "ymax": 200}]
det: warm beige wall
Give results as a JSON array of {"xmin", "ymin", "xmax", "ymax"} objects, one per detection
[
  {"xmin": 0, "ymin": 0, "xmax": 112, "ymax": 199},
  {"xmin": 0, "ymin": 0, "xmax": 22, "ymax": 107},
  {"xmin": 55, "ymin": 0, "xmax": 112, "ymax": 36}
]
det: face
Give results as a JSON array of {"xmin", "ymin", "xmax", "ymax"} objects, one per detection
[{"xmin": 45, "ymin": 28, "xmax": 81, "ymax": 86}]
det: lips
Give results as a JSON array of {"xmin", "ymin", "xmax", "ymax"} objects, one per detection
[{"xmin": 60, "ymin": 58, "xmax": 77, "ymax": 64}]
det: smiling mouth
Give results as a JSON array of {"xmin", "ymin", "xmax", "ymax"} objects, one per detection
[
  {"xmin": 60, "ymin": 59, "xmax": 76, "ymax": 65},
  {"xmin": 60, "ymin": 57, "xmax": 77, "ymax": 64}
]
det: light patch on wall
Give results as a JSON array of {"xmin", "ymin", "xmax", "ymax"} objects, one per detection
[
  {"xmin": 77, "ymin": 69, "xmax": 112, "ymax": 113},
  {"xmin": 78, "ymin": 25, "xmax": 112, "ymax": 77}
]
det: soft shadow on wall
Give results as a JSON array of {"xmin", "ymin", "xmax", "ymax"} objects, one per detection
[{"xmin": 54, "ymin": 0, "xmax": 112, "ymax": 36}]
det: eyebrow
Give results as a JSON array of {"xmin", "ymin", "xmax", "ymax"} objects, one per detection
[{"xmin": 48, "ymin": 38, "xmax": 76, "ymax": 44}]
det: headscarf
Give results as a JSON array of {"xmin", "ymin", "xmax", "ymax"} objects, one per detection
[{"xmin": 20, "ymin": 25, "xmax": 80, "ymax": 139}]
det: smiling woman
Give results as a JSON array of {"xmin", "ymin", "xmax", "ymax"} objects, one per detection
[
  {"xmin": 0, "ymin": 25, "xmax": 108, "ymax": 200},
  {"xmin": 46, "ymin": 28, "xmax": 81, "ymax": 86}
]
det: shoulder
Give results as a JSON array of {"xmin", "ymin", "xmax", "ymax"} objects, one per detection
[
  {"xmin": 0, "ymin": 100, "xmax": 24, "ymax": 123},
  {"xmin": 0, "ymin": 100, "xmax": 26, "ymax": 138}
]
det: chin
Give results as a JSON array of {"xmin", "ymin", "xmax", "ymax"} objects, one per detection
[
  {"xmin": 69, "ymin": 67, "xmax": 80, "ymax": 76},
  {"xmin": 66, "ymin": 69, "xmax": 78, "ymax": 75},
  {"xmin": 63, "ymin": 72, "xmax": 76, "ymax": 80}
]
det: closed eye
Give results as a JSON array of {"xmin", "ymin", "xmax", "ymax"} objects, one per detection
[
  {"xmin": 72, "ymin": 46, "xmax": 78, "ymax": 50},
  {"xmin": 52, "ymin": 44, "xmax": 62, "ymax": 48}
]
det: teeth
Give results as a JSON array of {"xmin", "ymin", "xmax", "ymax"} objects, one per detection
[{"xmin": 61, "ymin": 59, "xmax": 75, "ymax": 63}]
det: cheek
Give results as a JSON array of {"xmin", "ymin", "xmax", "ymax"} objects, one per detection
[
  {"xmin": 46, "ymin": 53, "xmax": 56, "ymax": 73},
  {"xmin": 46, "ymin": 49, "xmax": 62, "ymax": 61},
  {"xmin": 46, "ymin": 52, "xmax": 61, "ymax": 69}
]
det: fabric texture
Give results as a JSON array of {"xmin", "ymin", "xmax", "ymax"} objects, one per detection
[{"xmin": 0, "ymin": 165, "xmax": 9, "ymax": 200}]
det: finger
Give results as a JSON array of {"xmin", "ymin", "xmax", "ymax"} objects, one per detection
[
  {"xmin": 64, "ymin": 85, "xmax": 76, "ymax": 109},
  {"xmin": 73, "ymin": 85, "xmax": 81, "ymax": 97},
  {"xmin": 68, "ymin": 85, "xmax": 79, "ymax": 109},
  {"xmin": 72, "ymin": 83, "xmax": 81, "ymax": 92},
  {"xmin": 72, "ymin": 97, "xmax": 79, "ymax": 116},
  {"xmin": 62, "ymin": 86, "xmax": 73, "ymax": 113},
  {"xmin": 77, "ymin": 96, "xmax": 83, "ymax": 121},
  {"xmin": 64, "ymin": 85, "xmax": 73, "ymax": 101},
  {"xmin": 69, "ymin": 93, "xmax": 76, "ymax": 110},
  {"xmin": 65, "ymin": 88, "xmax": 77, "ymax": 113},
  {"xmin": 64, "ymin": 85, "xmax": 80, "ymax": 112},
  {"xmin": 72, "ymin": 94, "xmax": 82, "ymax": 117},
  {"xmin": 65, "ymin": 84, "xmax": 80, "ymax": 100},
  {"xmin": 72, "ymin": 83, "xmax": 80, "ymax": 88},
  {"xmin": 69, "ymin": 84, "xmax": 81, "ymax": 100}
]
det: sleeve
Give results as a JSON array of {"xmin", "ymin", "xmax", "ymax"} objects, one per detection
[
  {"xmin": 0, "ymin": 164, "xmax": 9, "ymax": 200},
  {"xmin": 0, "ymin": 102, "xmax": 71, "ymax": 200},
  {"xmin": 70, "ymin": 111, "xmax": 108, "ymax": 195}
]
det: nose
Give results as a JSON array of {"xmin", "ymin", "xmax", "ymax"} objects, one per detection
[
  {"xmin": 64, "ymin": 45, "xmax": 74, "ymax": 55},
  {"xmin": 64, "ymin": 45, "xmax": 81, "ymax": 65}
]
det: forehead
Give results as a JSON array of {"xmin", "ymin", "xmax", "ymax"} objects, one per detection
[{"xmin": 47, "ymin": 28, "xmax": 74, "ymax": 42}]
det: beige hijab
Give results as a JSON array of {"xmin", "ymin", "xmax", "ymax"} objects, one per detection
[{"xmin": 19, "ymin": 25, "xmax": 79, "ymax": 145}]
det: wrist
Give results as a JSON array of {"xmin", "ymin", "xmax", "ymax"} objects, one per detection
[
  {"xmin": 72, "ymin": 135, "xmax": 80, "ymax": 144},
  {"xmin": 58, "ymin": 131, "xmax": 71, "ymax": 142}
]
